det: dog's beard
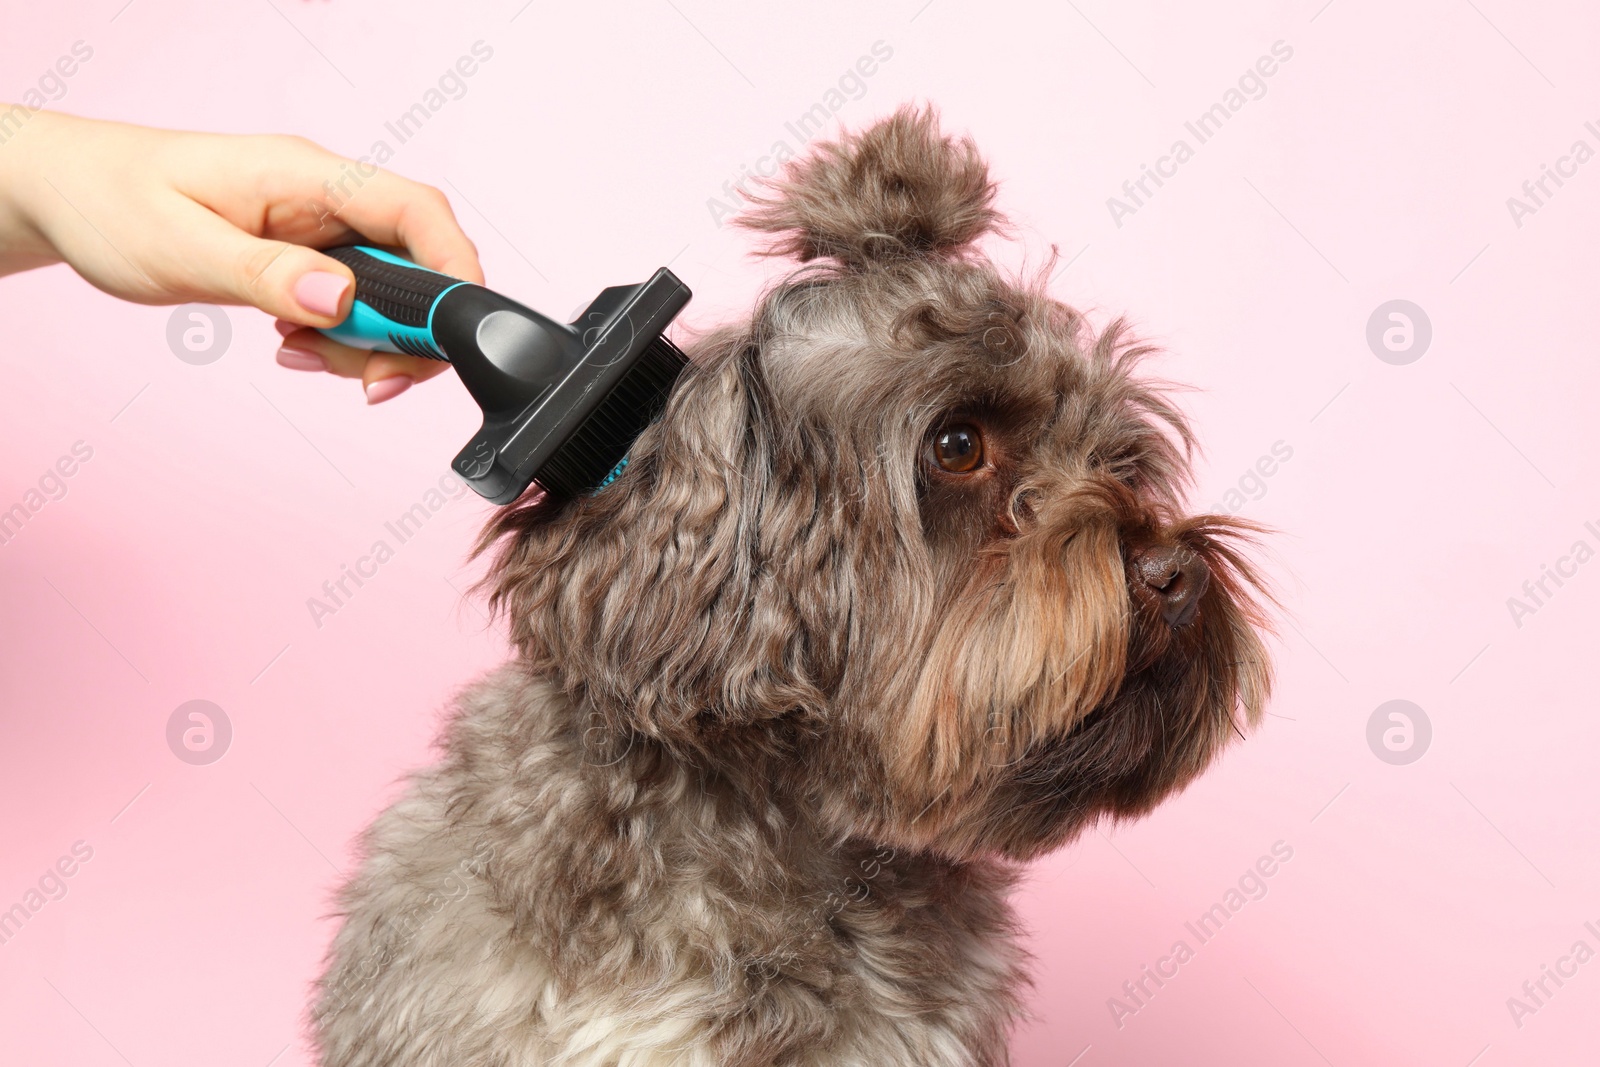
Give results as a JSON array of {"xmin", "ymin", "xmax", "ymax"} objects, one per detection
[
  {"xmin": 977, "ymin": 523, "xmax": 1272, "ymax": 860},
  {"xmin": 868, "ymin": 504, "xmax": 1272, "ymax": 862}
]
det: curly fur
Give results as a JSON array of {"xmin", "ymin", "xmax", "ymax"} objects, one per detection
[
  {"xmin": 737, "ymin": 105, "xmax": 1002, "ymax": 268},
  {"xmin": 310, "ymin": 105, "xmax": 1273, "ymax": 1066}
]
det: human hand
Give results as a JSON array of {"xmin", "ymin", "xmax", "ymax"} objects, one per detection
[{"xmin": 0, "ymin": 108, "xmax": 482, "ymax": 402}]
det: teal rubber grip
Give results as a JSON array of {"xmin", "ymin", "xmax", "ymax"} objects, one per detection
[{"xmin": 317, "ymin": 245, "xmax": 468, "ymax": 361}]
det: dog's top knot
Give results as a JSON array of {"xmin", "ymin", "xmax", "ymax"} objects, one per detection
[{"xmin": 737, "ymin": 105, "xmax": 1002, "ymax": 269}]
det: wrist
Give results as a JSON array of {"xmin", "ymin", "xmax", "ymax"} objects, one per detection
[{"xmin": 0, "ymin": 106, "xmax": 67, "ymax": 274}]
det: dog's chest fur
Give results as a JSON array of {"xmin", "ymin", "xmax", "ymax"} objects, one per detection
[{"xmin": 314, "ymin": 666, "xmax": 1029, "ymax": 1067}]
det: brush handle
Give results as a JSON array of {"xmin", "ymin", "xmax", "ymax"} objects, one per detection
[
  {"xmin": 316, "ymin": 244, "xmax": 584, "ymax": 411},
  {"xmin": 317, "ymin": 245, "xmax": 468, "ymax": 360}
]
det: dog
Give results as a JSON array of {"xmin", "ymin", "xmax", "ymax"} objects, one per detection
[{"xmin": 310, "ymin": 105, "xmax": 1272, "ymax": 1067}]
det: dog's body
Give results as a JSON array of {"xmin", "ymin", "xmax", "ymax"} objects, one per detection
[
  {"xmin": 315, "ymin": 668, "xmax": 1025, "ymax": 1066},
  {"xmin": 312, "ymin": 108, "xmax": 1271, "ymax": 1066}
]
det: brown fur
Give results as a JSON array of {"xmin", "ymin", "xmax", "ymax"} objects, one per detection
[{"xmin": 310, "ymin": 105, "xmax": 1272, "ymax": 1066}]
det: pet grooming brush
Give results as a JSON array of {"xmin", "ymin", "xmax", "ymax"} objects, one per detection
[{"xmin": 315, "ymin": 245, "xmax": 691, "ymax": 505}]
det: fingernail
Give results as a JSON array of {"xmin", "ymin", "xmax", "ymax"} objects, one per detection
[
  {"xmin": 273, "ymin": 319, "xmax": 298, "ymax": 338},
  {"xmin": 276, "ymin": 346, "xmax": 327, "ymax": 372},
  {"xmin": 293, "ymin": 271, "xmax": 350, "ymax": 318},
  {"xmin": 365, "ymin": 376, "xmax": 412, "ymax": 405}
]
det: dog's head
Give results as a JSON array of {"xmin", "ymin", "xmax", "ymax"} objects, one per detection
[{"xmin": 481, "ymin": 106, "xmax": 1272, "ymax": 862}]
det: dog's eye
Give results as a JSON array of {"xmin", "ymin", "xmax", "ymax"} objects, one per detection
[{"xmin": 931, "ymin": 424, "xmax": 985, "ymax": 473}]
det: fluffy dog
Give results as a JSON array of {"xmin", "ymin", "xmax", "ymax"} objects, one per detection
[{"xmin": 311, "ymin": 106, "xmax": 1272, "ymax": 1067}]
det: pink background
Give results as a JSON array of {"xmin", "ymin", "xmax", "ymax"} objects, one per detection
[{"xmin": 3, "ymin": 1, "xmax": 1597, "ymax": 1064}]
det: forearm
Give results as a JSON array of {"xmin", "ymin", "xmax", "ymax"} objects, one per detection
[{"xmin": 0, "ymin": 107, "xmax": 65, "ymax": 276}]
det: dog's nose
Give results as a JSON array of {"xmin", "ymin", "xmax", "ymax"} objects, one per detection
[{"xmin": 1132, "ymin": 545, "xmax": 1210, "ymax": 628}]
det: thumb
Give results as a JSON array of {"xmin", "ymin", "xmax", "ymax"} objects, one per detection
[{"xmin": 174, "ymin": 201, "xmax": 355, "ymax": 326}]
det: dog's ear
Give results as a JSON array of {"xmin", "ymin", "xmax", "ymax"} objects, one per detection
[
  {"xmin": 738, "ymin": 104, "xmax": 1001, "ymax": 268},
  {"xmin": 477, "ymin": 331, "xmax": 832, "ymax": 754}
]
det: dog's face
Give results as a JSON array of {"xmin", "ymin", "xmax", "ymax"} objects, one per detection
[{"xmin": 483, "ymin": 107, "xmax": 1271, "ymax": 862}]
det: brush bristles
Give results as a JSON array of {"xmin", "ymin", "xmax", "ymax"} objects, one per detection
[{"xmin": 534, "ymin": 335, "xmax": 688, "ymax": 499}]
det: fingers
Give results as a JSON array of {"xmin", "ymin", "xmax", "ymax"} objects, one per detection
[
  {"xmin": 221, "ymin": 135, "xmax": 484, "ymax": 283},
  {"xmin": 170, "ymin": 197, "xmax": 359, "ymax": 325},
  {"xmin": 273, "ymin": 323, "xmax": 451, "ymax": 404},
  {"xmin": 327, "ymin": 172, "xmax": 485, "ymax": 284},
  {"xmin": 174, "ymin": 129, "xmax": 483, "ymax": 287},
  {"xmin": 263, "ymin": 161, "xmax": 478, "ymax": 402}
]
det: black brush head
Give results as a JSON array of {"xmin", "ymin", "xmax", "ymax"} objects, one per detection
[
  {"xmin": 532, "ymin": 334, "xmax": 687, "ymax": 499},
  {"xmin": 436, "ymin": 267, "xmax": 694, "ymax": 505}
]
